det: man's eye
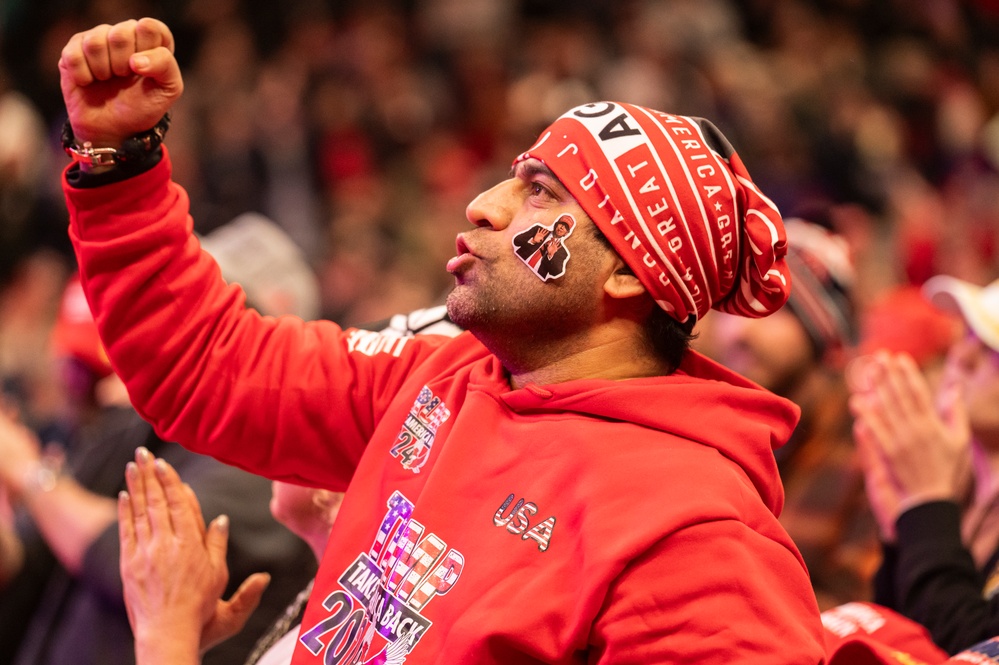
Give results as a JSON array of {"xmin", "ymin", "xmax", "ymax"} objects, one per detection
[{"xmin": 530, "ymin": 182, "xmax": 550, "ymax": 197}]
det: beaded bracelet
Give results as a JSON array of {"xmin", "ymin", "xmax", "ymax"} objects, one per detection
[{"xmin": 62, "ymin": 113, "xmax": 171, "ymax": 167}]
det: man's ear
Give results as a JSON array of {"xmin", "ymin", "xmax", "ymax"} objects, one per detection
[{"xmin": 604, "ymin": 257, "xmax": 647, "ymax": 299}]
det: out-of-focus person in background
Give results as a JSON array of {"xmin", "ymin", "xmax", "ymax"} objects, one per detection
[
  {"xmin": 243, "ymin": 477, "xmax": 345, "ymax": 665},
  {"xmin": 856, "ymin": 284, "xmax": 962, "ymax": 393},
  {"xmin": 698, "ymin": 216, "xmax": 879, "ymax": 609},
  {"xmin": 197, "ymin": 211, "xmax": 321, "ymax": 327},
  {"xmin": 849, "ymin": 275, "xmax": 999, "ymax": 654},
  {"xmin": 0, "ymin": 214, "xmax": 322, "ymax": 665}
]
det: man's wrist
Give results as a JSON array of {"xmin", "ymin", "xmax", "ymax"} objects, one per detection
[
  {"xmin": 66, "ymin": 145, "xmax": 164, "ymax": 189},
  {"xmin": 896, "ymin": 490, "xmax": 958, "ymax": 518},
  {"xmin": 62, "ymin": 114, "xmax": 171, "ymax": 170}
]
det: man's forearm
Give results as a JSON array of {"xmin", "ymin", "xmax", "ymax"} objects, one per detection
[{"xmin": 19, "ymin": 471, "xmax": 116, "ymax": 576}]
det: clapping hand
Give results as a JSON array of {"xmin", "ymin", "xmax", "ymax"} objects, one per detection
[
  {"xmin": 847, "ymin": 351, "xmax": 972, "ymax": 542},
  {"xmin": 118, "ymin": 447, "xmax": 271, "ymax": 663}
]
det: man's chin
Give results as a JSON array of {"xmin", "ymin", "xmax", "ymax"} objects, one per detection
[
  {"xmin": 446, "ymin": 287, "xmax": 499, "ymax": 334},
  {"xmin": 445, "ymin": 287, "xmax": 475, "ymax": 330}
]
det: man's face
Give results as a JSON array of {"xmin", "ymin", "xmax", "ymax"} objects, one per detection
[
  {"xmin": 445, "ymin": 159, "xmax": 615, "ymax": 346},
  {"xmin": 946, "ymin": 330, "xmax": 999, "ymax": 447},
  {"xmin": 553, "ymin": 222, "xmax": 570, "ymax": 238},
  {"xmin": 700, "ymin": 309, "xmax": 816, "ymax": 396}
]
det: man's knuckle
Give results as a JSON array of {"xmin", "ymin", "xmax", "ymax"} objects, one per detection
[
  {"xmin": 108, "ymin": 31, "xmax": 133, "ymax": 48},
  {"xmin": 81, "ymin": 36, "xmax": 106, "ymax": 55},
  {"xmin": 136, "ymin": 18, "xmax": 164, "ymax": 38},
  {"xmin": 61, "ymin": 47, "xmax": 84, "ymax": 67}
]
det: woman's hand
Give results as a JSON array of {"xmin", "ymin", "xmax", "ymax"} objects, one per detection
[
  {"xmin": 118, "ymin": 447, "xmax": 270, "ymax": 664},
  {"xmin": 848, "ymin": 352, "xmax": 972, "ymax": 541}
]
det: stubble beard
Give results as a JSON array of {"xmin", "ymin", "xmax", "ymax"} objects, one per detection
[
  {"xmin": 445, "ymin": 282, "xmax": 505, "ymax": 337},
  {"xmin": 445, "ymin": 276, "xmax": 597, "ymax": 370}
]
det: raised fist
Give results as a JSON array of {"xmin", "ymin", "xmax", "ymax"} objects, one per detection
[{"xmin": 59, "ymin": 18, "xmax": 183, "ymax": 149}]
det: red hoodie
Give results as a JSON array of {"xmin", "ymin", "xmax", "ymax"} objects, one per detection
[{"xmin": 64, "ymin": 153, "xmax": 825, "ymax": 664}]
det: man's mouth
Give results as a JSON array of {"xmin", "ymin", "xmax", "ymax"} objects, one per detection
[{"xmin": 446, "ymin": 235, "xmax": 477, "ymax": 274}]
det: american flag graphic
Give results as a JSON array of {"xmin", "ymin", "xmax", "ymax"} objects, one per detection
[{"xmin": 370, "ymin": 491, "xmax": 414, "ymax": 563}]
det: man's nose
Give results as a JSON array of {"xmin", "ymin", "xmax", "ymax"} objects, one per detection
[{"xmin": 465, "ymin": 179, "xmax": 517, "ymax": 231}]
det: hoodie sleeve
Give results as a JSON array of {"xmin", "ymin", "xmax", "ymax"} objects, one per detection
[
  {"xmin": 588, "ymin": 519, "xmax": 825, "ymax": 664},
  {"xmin": 877, "ymin": 500, "xmax": 999, "ymax": 654},
  {"xmin": 62, "ymin": 151, "xmax": 444, "ymax": 489}
]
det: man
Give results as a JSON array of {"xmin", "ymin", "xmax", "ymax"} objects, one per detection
[
  {"xmin": 849, "ymin": 274, "xmax": 999, "ymax": 654},
  {"xmin": 700, "ymin": 218, "xmax": 879, "ymax": 609},
  {"xmin": 58, "ymin": 18, "xmax": 824, "ymax": 663}
]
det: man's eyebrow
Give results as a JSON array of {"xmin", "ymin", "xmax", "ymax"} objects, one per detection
[{"xmin": 513, "ymin": 161, "xmax": 567, "ymax": 191}]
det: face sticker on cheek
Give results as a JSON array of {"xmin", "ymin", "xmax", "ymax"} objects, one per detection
[{"xmin": 511, "ymin": 213, "xmax": 576, "ymax": 282}]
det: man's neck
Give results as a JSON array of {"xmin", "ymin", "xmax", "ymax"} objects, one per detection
[{"xmin": 501, "ymin": 324, "xmax": 670, "ymax": 389}]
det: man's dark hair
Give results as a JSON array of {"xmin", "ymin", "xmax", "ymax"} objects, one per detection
[
  {"xmin": 589, "ymin": 225, "xmax": 695, "ymax": 373},
  {"xmin": 644, "ymin": 306, "xmax": 696, "ymax": 373}
]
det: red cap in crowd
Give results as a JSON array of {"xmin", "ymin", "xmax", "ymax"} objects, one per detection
[{"xmin": 50, "ymin": 274, "xmax": 113, "ymax": 379}]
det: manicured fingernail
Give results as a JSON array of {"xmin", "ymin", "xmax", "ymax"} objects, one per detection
[
  {"xmin": 213, "ymin": 515, "xmax": 229, "ymax": 533},
  {"xmin": 119, "ymin": 490, "xmax": 129, "ymax": 502},
  {"xmin": 136, "ymin": 447, "xmax": 151, "ymax": 464},
  {"xmin": 132, "ymin": 54, "xmax": 149, "ymax": 70},
  {"xmin": 154, "ymin": 458, "xmax": 168, "ymax": 476},
  {"xmin": 125, "ymin": 461, "xmax": 138, "ymax": 479}
]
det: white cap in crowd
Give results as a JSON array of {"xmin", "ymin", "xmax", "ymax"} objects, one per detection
[{"xmin": 922, "ymin": 275, "xmax": 999, "ymax": 353}]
